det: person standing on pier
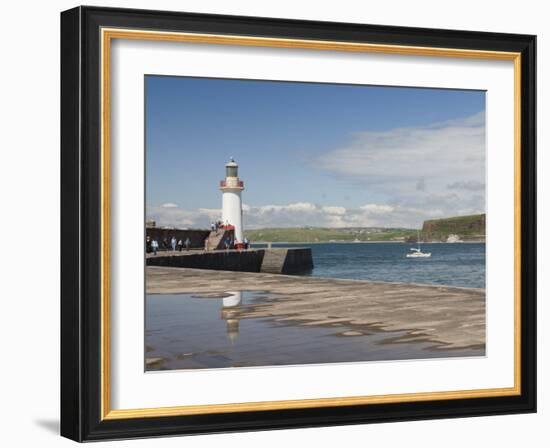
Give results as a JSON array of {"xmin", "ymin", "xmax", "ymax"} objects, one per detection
[
  {"xmin": 177, "ymin": 239, "xmax": 183, "ymax": 252},
  {"xmin": 185, "ymin": 237, "xmax": 191, "ymax": 251},
  {"xmin": 170, "ymin": 236, "xmax": 177, "ymax": 251},
  {"xmin": 151, "ymin": 239, "xmax": 159, "ymax": 255}
]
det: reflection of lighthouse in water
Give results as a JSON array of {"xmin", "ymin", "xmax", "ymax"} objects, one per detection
[
  {"xmin": 220, "ymin": 158, "xmax": 244, "ymax": 243},
  {"xmin": 220, "ymin": 291, "xmax": 242, "ymax": 343}
]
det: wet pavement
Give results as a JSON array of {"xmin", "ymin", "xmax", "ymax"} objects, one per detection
[{"xmin": 145, "ymin": 290, "xmax": 483, "ymax": 371}]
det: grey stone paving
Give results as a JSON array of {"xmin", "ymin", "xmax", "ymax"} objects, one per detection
[{"xmin": 146, "ymin": 266, "xmax": 485, "ymax": 350}]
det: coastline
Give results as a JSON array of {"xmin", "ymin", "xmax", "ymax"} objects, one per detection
[{"xmin": 251, "ymin": 240, "xmax": 486, "ymax": 245}]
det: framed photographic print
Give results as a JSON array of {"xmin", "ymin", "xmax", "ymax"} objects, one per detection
[{"xmin": 60, "ymin": 6, "xmax": 536, "ymax": 442}]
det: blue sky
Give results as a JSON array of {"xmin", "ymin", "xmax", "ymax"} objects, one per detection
[{"xmin": 146, "ymin": 76, "xmax": 485, "ymax": 229}]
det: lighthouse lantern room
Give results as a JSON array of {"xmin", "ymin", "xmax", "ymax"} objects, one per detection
[{"xmin": 220, "ymin": 158, "xmax": 244, "ymax": 243}]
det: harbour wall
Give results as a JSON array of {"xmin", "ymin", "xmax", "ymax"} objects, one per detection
[
  {"xmin": 146, "ymin": 247, "xmax": 313, "ymax": 274},
  {"xmin": 260, "ymin": 248, "xmax": 313, "ymax": 274}
]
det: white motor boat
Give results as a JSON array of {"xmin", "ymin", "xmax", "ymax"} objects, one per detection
[
  {"xmin": 406, "ymin": 230, "xmax": 431, "ymax": 257},
  {"xmin": 406, "ymin": 247, "xmax": 431, "ymax": 258}
]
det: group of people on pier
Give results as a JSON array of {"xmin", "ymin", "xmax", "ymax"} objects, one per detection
[
  {"xmin": 145, "ymin": 220, "xmax": 251, "ymax": 255},
  {"xmin": 146, "ymin": 235, "xmax": 191, "ymax": 255}
]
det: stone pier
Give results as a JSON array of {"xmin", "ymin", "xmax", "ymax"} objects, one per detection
[{"xmin": 146, "ymin": 247, "xmax": 313, "ymax": 274}]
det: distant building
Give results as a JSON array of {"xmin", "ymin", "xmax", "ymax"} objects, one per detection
[
  {"xmin": 446, "ymin": 234, "xmax": 463, "ymax": 243},
  {"xmin": 146, "ymin": 220, "xmax": 156, "ymax": 228}
]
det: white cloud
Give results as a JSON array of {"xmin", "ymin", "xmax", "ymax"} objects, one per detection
[
  {"xmin": 147, "ymin": 201, "xmax": 456, "ymax": 230},
  {"xmin": 148, "ymin": 113, "xmax": 485, "ymax": 229},
  {"xmin": 322, "ymin": 206, "xmax": 346, "ymax": 215},
  {"xmin": 359, "ymin": 204, "xmax": 394, "ymax": 214},
  {"xmin": 311, "ymin": 112, "xmax": 486, "ymax": 224},
  {"xmin": 257, "ymin": 202, "xmax": 317, "ymax": 213},
  {"xmin": 313, "ymin": 112, "xmax": 485, "ymax": 191},
  {"xmin": 147, "ymin": 204, "xmax": 219, "ymax": 229}
]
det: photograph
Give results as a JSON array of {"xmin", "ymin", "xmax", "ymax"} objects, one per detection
[
  {"xmin": 57, "ymin": 5, "xmax": 537, "ymax": 442},
  {"xmin": 144, "ymin": 76, "xmax": 487, "ymax": 371}
]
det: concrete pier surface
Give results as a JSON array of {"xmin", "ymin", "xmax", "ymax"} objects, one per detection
[{"xmin": 146, "ymin": 267, "xmax": 485, "ymax": 351}]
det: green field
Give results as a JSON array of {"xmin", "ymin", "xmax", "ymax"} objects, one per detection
[
  {"xmin": 244, "ymin": 214, "xmax": 486, "ymax": 243},
  {"xmin": 244, "ymin": 227, "xmax": 416, "ymax": 243}
]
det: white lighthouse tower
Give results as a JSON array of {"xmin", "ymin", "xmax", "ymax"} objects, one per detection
[{"xmin": 220, "ymin": 158, "xmax": 244, "ymax": 243}]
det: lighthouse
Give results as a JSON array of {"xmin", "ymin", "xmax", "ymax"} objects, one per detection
[{"xmin": 220, "ymin": 158, "xmax": 244, "ymax": 243}]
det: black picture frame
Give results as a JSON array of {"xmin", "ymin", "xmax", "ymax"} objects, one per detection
[{"xmin": 61, "ymin": 5, "xmax": 536, "ymax": 442}]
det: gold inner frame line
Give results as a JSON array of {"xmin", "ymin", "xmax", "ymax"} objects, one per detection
[{"xmin": 100, "ymin": 27, "xmax": 522, "ymax": 421}]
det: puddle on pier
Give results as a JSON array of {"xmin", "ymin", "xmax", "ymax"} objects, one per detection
[{"xmin": 145, "ymin": 290, "xmax": 483, "ymax": 371}]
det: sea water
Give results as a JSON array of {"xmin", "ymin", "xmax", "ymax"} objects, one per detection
[{"xmin": 254, "ymin": 242, "xmax": 485, "ymax": 289}]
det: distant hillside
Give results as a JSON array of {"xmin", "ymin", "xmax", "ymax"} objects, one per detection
[
  {"xmin": 244, "ymin": 227, "xmax": 416, "ymax": 243},
  {"xmin": 244, "ymin": 215, "xmax": 486, "ymax": 244},
  {"xmin": 421, "ymin": 214, "xmax": 485, "ymax": 241}
]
